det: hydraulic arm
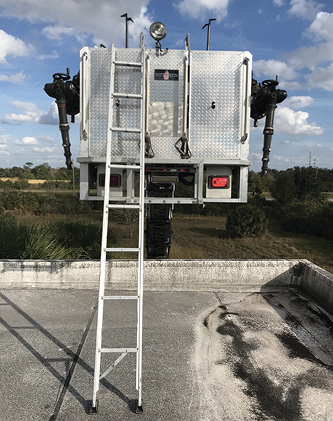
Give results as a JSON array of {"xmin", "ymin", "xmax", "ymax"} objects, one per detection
[
  {"xmin": 251, "ymin": 78, "xmax": 287, "ymax": 175},
  {"xmin": 44, "ymin": 71, "xmax": 80, "ymax": 170}
]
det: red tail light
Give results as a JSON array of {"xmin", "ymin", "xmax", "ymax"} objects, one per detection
[
  {"xmin": 99, "ymin": 174, "xmax": 121, "ymax": 188},
  {"xmin": 208, "ymin": 176, "xmax": 229, "ymax": 189}
]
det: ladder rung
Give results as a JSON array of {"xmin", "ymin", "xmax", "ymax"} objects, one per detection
[
  {"xmin": 109, "ymin": 164, "xmax": 142, "ymax": 170},
  {"xmin": 102, "ymin": 295, "xmax": 139, "ymax": 300},
  {"xmin": 107, "ymin": 204, "xmax": 141, "ymax": 209},
  {"xmin": 112, "ymin": 127, "xmax": 142, "ymax": 133},
  {"xmin": 105, "ymin": 247, "xmax": 140, "ymax": 253},
  {"xmin": 113, "ymin": 93, "xmax": 142, "ymax": 99},
  {"xmin": 114, "ymin": 60, "xmax": 143, "ymax": 68},
  {"xmin": 100, "ymin": 348, "xmax": 138, "ymax": 353}
]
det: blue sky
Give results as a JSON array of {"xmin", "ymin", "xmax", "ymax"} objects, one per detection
[{"xmin": 0, "ymin": 0, "xmax": 332, "ymax": 172}]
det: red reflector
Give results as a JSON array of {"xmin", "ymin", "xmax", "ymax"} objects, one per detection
[
  {"xmin": 209, "ymin": 176, "xmax": 229, "ymax": 189},
  {"xmin": 99, "ymin": 174, "xmax": 121, "ymax": 188}
]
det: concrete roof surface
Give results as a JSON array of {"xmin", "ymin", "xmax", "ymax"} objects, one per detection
[{"xmin": 1, "ymin": 288, "xmax": 333, "ymax": 421}]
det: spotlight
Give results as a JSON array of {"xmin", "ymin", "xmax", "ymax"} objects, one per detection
[{"xmin": 149, "ymin": 22, "xmax": 167, "ymax": 41}]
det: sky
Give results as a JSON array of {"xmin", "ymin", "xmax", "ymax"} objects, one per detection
[{"xmin": 0, "ymin": 0, "xmax": 332, "ymax": 172}]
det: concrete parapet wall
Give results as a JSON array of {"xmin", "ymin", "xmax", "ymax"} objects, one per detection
[
  {"xmin": 1, "ymin": 258, "xmax": 332, "ymax": 311},
  {"xmin": 300, "ymin": 261, "xmax": 333, "ymax": 314},
  {"xmin": 0, "ymin": 259, "xmax": 301, "ymax": 290}
]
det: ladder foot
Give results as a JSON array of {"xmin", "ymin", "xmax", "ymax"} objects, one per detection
[
  {"xmin": 136, "ymin": 405, "xmax": 143, "ymax": 414},
  {"xmin": 89, "ymin": 399, "xmax": 99, "ymax": 414}
]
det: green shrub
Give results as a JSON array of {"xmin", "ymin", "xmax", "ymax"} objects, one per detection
[
  {"xmin": 49, "ymin": 219, "xmax": 105, "ymax": 259},
  {"xmin": 0, "ymin": 214, "xmax": 29, "ymax": 258},
  {"xmin": 20, "ymin": 224, "xmax": 74, "ymax": 259},
  {"xmin": 226, "ymin": 205, "xmax": 267, "ymax": 238},
  {"xmin": 281, "ymin": 201, "xmax": 333, "ymax": 240},
  {"xmin": 0, "ymin": 215, "xmax": 111, "ymax": 259}
]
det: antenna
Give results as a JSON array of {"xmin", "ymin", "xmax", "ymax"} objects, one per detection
[
  {"xmin": 202, "ymin": 18, "xmax": 216, "ymax": 51},
  {"xmin": 121, "ymin": 13, "xmax": 134, "ymax": 48}
]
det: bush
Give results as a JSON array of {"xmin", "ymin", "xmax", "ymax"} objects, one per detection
[
  {"xmin": 13, "ymin": 179, "xmax": 30, "ymax": 190},
  {"xmin": 49, "ymin": 219, "xmax": 106, "ymax": 259},
  {"xmin": 0, "ymin": 214, "xmax": 29, "ymax": 258},
  {"xmin": 226, "ymin": 205, "xmax": 267, "ymax": 238},
  {"xmin": 280, "ymin": 201, "xmax": 333, "ymax": 240},
  {"xmin": 0, "ymin": 215, "xmax": 112, "ymax": 259}
]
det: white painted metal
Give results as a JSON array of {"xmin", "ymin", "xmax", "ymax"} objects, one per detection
[
  {"xmin": 99, "ymin": 352, "xmax": 127, "ymax": 380},
  {"xmin": 102, "ymin": 295, "xmax": 139, "ymax": 300},
  {"xmin": 91, "ymin": 41, "xmax": 145, "ymax": 412},
  {"xmin": 79, "ymin": 46, "xmax": 252, "ymax": 203}
]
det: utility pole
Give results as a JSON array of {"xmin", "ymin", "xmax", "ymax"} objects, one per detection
[
  {"xmin": 202, "ymin": 18, "xmax": 216, "ymax": 51},
  {"xmin": 121, "ymin": 13, "xmax": 134, "ymax": 48}
]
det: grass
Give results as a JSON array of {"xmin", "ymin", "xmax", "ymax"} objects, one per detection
[
  {"xmin": 1, "ymin": 211, "xmax": 332, "ymax": 274},
  {"xmin": 170, "ymin": 214, "xmax": 333, "ymax": 273}
]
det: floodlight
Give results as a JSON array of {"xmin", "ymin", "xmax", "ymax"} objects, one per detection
[{"xmin": 149, "ymin": 22, "xmax": 167, "ymax": 41}]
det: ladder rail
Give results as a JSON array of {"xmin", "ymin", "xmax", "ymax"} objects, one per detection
[
  {"xmin": 136, "ymin": 45, "xmax": 146, "ymax": 403},
  {"xmin": 92, "ymin": 43, "xmax": 146, "ymax": 413},
  {"xmin": 92, "ymin": 46, "xmax": 116, "ymax": 409}
]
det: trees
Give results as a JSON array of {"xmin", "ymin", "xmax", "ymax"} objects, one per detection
[
  {"xmin": 270, "ymin": 169, "xmax": 296, "ymax": 204},
  {"xmin": 226, "ymin": 205, "xmax": 267, "ymax": 238},
  {"xmin": 268, "ymin": 166, "xmax": 331, "ymax": 240},
  {"xmin": 31, "ymin": 163, "xmax": 52, "ymax": 180},
  {"xmin": 270, "ymin": 166, "xmax": 324, "ymax": 204}
]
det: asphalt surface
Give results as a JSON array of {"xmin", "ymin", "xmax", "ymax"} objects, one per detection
[{"xmin": 1, "ymin": 288, "xmax": 333, "ymax": 421}]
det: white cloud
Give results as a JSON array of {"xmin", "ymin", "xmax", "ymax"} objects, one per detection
[
  {"xmin": 275, "ymin": 106, "xmax": 323, "ymax": 135},
  {"xmin": 42, "ymin": 25, "xmax": 87, "ymax": 43},
  {"xmin": 0, "ymin": 30, "xmax": 31, "ymax": 63},
  {"xmin": 128, "ymin": 6, "xmax": 153, "ymax": 42},
  {"xmin": 42, "ymin": 25, "xmax": 76, "ymax": 40},
  {"xmin": 38, "ymin": 103, "xmax": 59, "ymax": 125},
  {"xmin": 22, "ymin": 136, "xmax": 38, "ymax": 145},
  {"xmin": 38, "ymin": 50, "xmax": 59, "ymax": 61},
  {"xmin": 307, "ymin": 11, "xmax": 333, "ymax": 41},
  {"xmin": 285, "ymin": 42, "xmax": 333, "ymax": 70},
  {"xmin": 175, "ymin": 0, "xmax": 229, "ymax": 22},
  {"xmin": 0, "ymin": 0, "xmax": 152, "ymax": 47},
  {"xmin": 37, "ymin": 135, "xmax": 56, "ymax": 143},
  {"xmin": 0, "ymin": 71, "xmax": 25, "ymax": 83},
  {"xmin": 288, "ymin": 0, "xmax": 323, "ymax": 20},
  {"xmin": 273, "ymin": 0, "xmax": 284, "ymax": 6},
  {"xmin": 14, "ymin": 136, "xmax": 39, "ymax": 145},
  {"xmin": 306, "ymin": 63, "xmax": 333, "ymax": 91},
  {"xmin": 3, "ymin": 101, "xmax": 44, "ymax": 124},
  {"xmin": 0, "ymin": 144, "xmax": 10, "ymax": 155},
  {"xmin": 253, "ymin": 59, "xmax": 298, "ymax": 80},
  {"xmin": 285, "ymin": 96, "xmax": 315, "ymax": 109},
  {"xmin": 0, "ymin": 134, "xmax": 10, "ymax": 144},
  {"xmin": 278, "ymin": 80, "xmax": 302, "ymax": 90},
  {"xmin": 281, "ymin": 11, "xmax": 333, "ymax": 92},
  {"xmin": 2, "ymin": 101, "xmax": 59, "ymax": 125},
  {"xmin": 32, "ymin": 146, "xmax": 59, "ymax": 153}
]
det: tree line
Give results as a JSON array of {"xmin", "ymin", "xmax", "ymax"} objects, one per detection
[
  {"xmin": 0, "ymin": 162, "xmax": 80, "ymax": 190},
  {"xmin": 0, "ymin": 164, "xmax": 332, "ymax": 240},
  {"xmin": 249, "ymin": 166, "xmax": 333, "ymax": 197}
]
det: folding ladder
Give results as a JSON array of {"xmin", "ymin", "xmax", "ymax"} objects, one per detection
[{"xmin": 91, "ymin": 43, "xmax": 146, "ymax": 414}]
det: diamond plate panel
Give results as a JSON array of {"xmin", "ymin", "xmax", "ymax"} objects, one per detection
[
  {"xmin": 88, "ymin": 48, "xmax": 142, "ymax": 158},
  {"xmin": 111, "ymin": 132, "xmax": 140, "ymax": 158},
  {"xmin": 149, "ymin": 102, "xmax": 183, "ymax": 137},
  {"xmin": 190, "ymin": 51, "xmax": 243, "ymax": 159},
  {"xmin": 114, "ymin": 49, "xmax": 142, "ymax": 96},
  {"xmin": 147, "ymin": 50, "xmax": 184, "ymax": 159},
  {"xmin": 87, "ymin": 48, "xmax": 246, "ymax": 161},
  {"xmin": 148, "ymin": 50, "xmax": 184, "ymax": 103},
  {"xmin": 89, "ymin": 48, "xmax": 112, "ymax": 157}
]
